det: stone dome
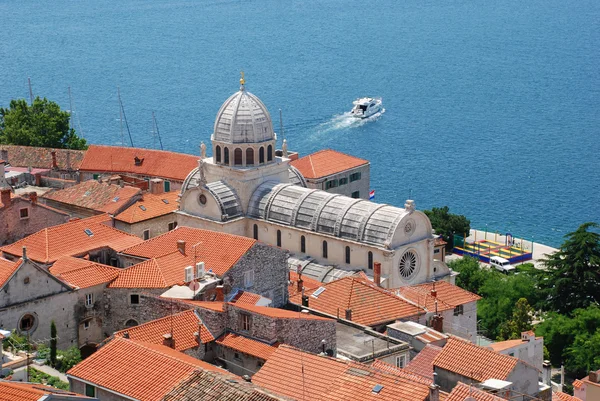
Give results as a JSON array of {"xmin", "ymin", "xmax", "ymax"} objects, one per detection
[{"xmin": 213, "ymin": 86, "xmax": 275, "ymax": 144}]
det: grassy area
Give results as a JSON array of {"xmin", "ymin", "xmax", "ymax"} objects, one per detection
[{"xmin": 27, "ymin": 367, "xmax": 69, "ymax": 390}]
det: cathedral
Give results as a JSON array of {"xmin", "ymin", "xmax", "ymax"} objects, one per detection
[{"xmin": 176, "ymin": 77, "xmax": 452, "ymax": 288}]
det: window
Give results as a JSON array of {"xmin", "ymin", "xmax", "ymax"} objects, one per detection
[
  {"xmin": 168, "ymin": 222, "xmax": 177, "ymax": 231},
  {"xmin": 19, "ymin": 208, "xmax": 29, "ymax": 219},
  {"xmin": 83, "ymin": 321, "xmax": 90, "ymax": 330},
  {"xmin": 338, "ymin": 177, "xmax": 348, "ymax": 186},
  {"xmin": 434, "ymin": 248, "xmax": 440, "ymax": 254},
  {"xmin": 259, "ymin": 147, "xmax": 265, "ymax": 164},
  {"xmin": 125, "ymin": 319, "xmax": 138, "ymax": 328},
  {"xmin": 92, "ymin": 174, "xmax": 99, "ymax": 180},
  {"xmin": 244, "ymin": 270, "xmax": 254, "ymax": 288},
  {"xmin": 216, "ymin": 145, "xmax": 222, "ymax": 163},
  {"xmin": 396, "ymin": 355, "xmax": 406, "ymax": 368},
  {"xmin": 345, "ymin": 246, "xmax": 351, "ymax": 264},
  {"xmin": 253, "ymin": 224, "xmax": 258, "ymax": 240},
  {"xmin": 267, "ymin": 145, "xmax": 273, "ymax": 161},
  {"xmin": 85, "ymin": 384, "xmax": 96, "ymax": 397},
  {"xmin": 19, "ymin": 314, "xmax": 35, "ymax": 332},
  {"xmin": 224, "ymin": 148, "xmax": 230, "ymax": 165},
  {"xmin": 164, "ymin": 181, "xmax": 171, "ymax": 192},
  {"xmin": 325, "ymin": 180, "xmax": 338, "ymax": 189},
  {"xmin": 322, "ymin": 241, "xmax": 328, "ymax": 259},
  {"xmin": 246, "ymin": 148, "xmax": 254, "ymax": 165},
  {"xmin": 368, "ymin": 251, "xmax": 373, "ymax": 270},
  {"xmin": 234, "ymin": 352, "xmax": 241, "ymax": 360},
  {"xmin": 257, "ymin": 361, "xmax": 264, "ymax": 368},
  {"xmin": 241, "ymin": 314, "xmax": 251, "ymax": 331},
  {"xmin": 234, "ymin": 148, "xmax": 243, "ymax": 165},
  {"xmin": 85, "ymin": 293, "xmax": 93, "ymax": 307},
  {"xmin": 199, "ymin": 194, "xmax": 207, "ymax": 205},
  {"xmin": 143, "ymin": 229, "xmax": 150, "ymax": 240},
  {"xmin": 351, "ymin": 191, "xmax": 360, "ymax": 199},
  {"xmin": 276, "ymin": 230, "xmax": 282, "ymax": 247},
  {"xmin": 453, "ymin": 305, "xmax": 464, "ymax": 316},
  {"xmin": 23, "ymin": 277, "xmax": 30, "ymax": 284},
  {"xmin": 301, "ymin": 235, "xmax": 306, "ymax": 253},
  {"xmin": 130, "ymin": 294, "xmax": 140, "ymax": 305},
  {"xmin": 350, "ymin": 172, "xmax": 362, "ymax": 182}
]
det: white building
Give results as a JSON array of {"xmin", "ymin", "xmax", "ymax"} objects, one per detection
[{"xmin": 177, "ymin": 78, "xmax": 452, "ymax": 288}]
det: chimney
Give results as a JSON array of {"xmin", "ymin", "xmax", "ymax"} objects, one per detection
[
  {"xmin": 345, "ymin": 308, "xmax": 352, "ymax": 321},
  {"xmin": 542, "ymin": 361, "xmax": 552, "ymax": 386},
  {"xmin": 373, "ymin": 262, "xmax": 381, "ymax": 287},
  {"xmin": 51, "ymin": 150, "xmax": 58, "ymax": 169},
  {"xmin": 429, "ymin": 384, "xmax": 440, "ymax": 401},
  {"xmin": 431, "ymin": 281, "xmax": 437, "ymax": 298},
  {"xmin": 0, "ymin": 188, "xmax": 11, "ymax": 207},
  {"xmin": 22, "ymin": 246, "xmax": 28, "ymax": 261},
  {"xmin": 302, "ymin": 294, "xmax": 309, "ymax": 308},
  {"xmin": 177, "ymin": 240, "xmax": 186, "ymax": 255},
  {"xmin": 149, "ymin": 178, "xmax": 164, "ymax": 195},
  {"xmin": 0, "ymin": 149, "xmax": 8, "ymax": 163},
  {"xmin": 297, "ymin": 278, "xmax": 304, "ymax": 293},
  {"xmin": 195, "ymin": 324, "xmax": 203, "ymax": 345},
  {"xmin": 28, "ymin": 192, "xmax": 37, "ymax": 205},
  {"xmin": 122, "ymin": 331, "xmax": 130, "ymax": 339},
  {"xmin": 242, "ymin": 375, "xmax": 251, "ymax": 382},
  {"xmin": 589, "ymin": 370, "xmax": 599, "ymax": 383},
  {"xmin": 162, "ymin": 333, "xmax": 175, "ymax": 349},
  {"xmin": 431, "ymin": 314, "xmax": 443, "ymax": 333}
]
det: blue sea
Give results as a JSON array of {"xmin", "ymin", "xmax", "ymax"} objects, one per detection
[{"xmin": 1, "ymin": 0, "xmax": 599, "ymax": 247}]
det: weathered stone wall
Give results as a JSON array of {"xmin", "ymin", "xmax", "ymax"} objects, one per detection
[
  {"xmin": 114, "ymin": 212, "xmax": 178, "ymax": 240},
  {"xmin": 507, "ymin": 362, "xmax": 541, "ymax": 396},
  {"xmin": 306, "ymin": 163, "xmax": 370, "ymax": 200},
  {"xmin": 0, "ymin": 198, "xmax": 70, "ymax": 245},
  {"xmin": 216, "ymin": 345, "xmax": 264, "ymax": 377},
  {"xmin": 70, "ymin": 378, "xmax": 127, "ymax": 401},
  {"xmin": 39, "ymin": 176, "xmax": 77, "ymax": 189}
]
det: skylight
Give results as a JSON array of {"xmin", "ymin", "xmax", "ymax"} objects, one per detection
[
  {"xmin": 372, "ymin": 384, "xmax": 384, "ymax": 394},
  {"xmin": 311, "ymin": 287, "xmax": 326, "ymax": 298},
  {"xmin": 112, "ymin": 196, "xmax": 120, "ymax": 202},
  {"xmin": 161, "ymin": 199, "xmax": 169, "ymax": 204},
  {"xmin": 139, "ymin": 205, "xmax": 147, "ymax": 211},
  {"xmin": 84, "ymin": 229, "xmax": 93, "ymax": 237}
]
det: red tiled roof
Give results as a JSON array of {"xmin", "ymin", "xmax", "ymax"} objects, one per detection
[
  {"xmin": 553, "ymin": 391, "xmax": 583, "ymax": 401},
  {"xmin": 445, "ymin": 382, "xmax": 506, "ymax": 401},
  {"xmin": 404, "ymin": 344, "xmax": 443, "ymax": 381},
  {"xmin": 288, "ymin": 271, "xmax": 321, "ymax": 297},
  {"xmin": 49, "ymin": 256, "xmax": 119, "ymax": 289},
  {"xmin": 0, "ymin": 214, "xmax": 143, "ymax": 264},
  {"xmin": 114, "ymin": 191, "xmax": 179, "ymax": 223},
  {"xmin": 171, "ymin": 299, "xmax": 226, "ymax": 312},
  {"xmin": 67, "ymin": 337, "xmax": 221, "ymax": 401},
  {"xmin": 0, "ymin": 381, "xmax": 90, "ymax": 401},
  {"xmin": 487, "ymin": 338, "xmax": 527, "ymax": 352},
  {"xmin": 0, "ymin": 145, "xmax": 85, "ymax": 170},
  {"xmin": 433, "ymin": 337, "xmax": 518, "ymax": 382},
  {"xmin": 120, "ymin": 226, "xmax": 255, "ymax": 276},
  {"xmin": 230, "ymin": 303, "xmax": 331, "ymax": 321},
  {"xmin": 80, "ymin": 145, "xmax": 199, "ymax": 181},
  {"xmin": 109, "ymin": 251, "xmax": 194, "ymax": 288},
  {"xmin": 253, "ymin": 345, "xmax": 430, "ymax": 401},
  {"xmin": 290, "ymin": 276, "xmax": 424, "ymax": 326},
  {"xmin": 216, "ymin": 333, "xmax": 278, "ymax": 360},
  {"xmin": 397, "ymin": 280, "xmax": 481, "ymax": 312},
  {"xmin": 42, "ymin": 180, "xmax": 141, "ymax": 214},
  {"xmin": 370, "ymin": 359, "xmax": 432, "ymax": 385},
  {"xmin": 114, "ymin": 309, "xmax": 214, "ymax": 349},
  {"xmin": 232, "ymin": 291, "xmax": 262, "ymax": 306},
  {"xmin": 573, "ymin": 379, "xmax": 584, "ymax": 389},
  {"xmin": 290, "ymin": 149, "xmax": 368, "ymax": 179},
  {"xmin": 0, "ymin": 258, "xmax": 21, "ymax": 288}
]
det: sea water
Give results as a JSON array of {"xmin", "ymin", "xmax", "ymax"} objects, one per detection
[{"xmin": 1, "ymin": 0, "xmax": 598, "ymax": 247}]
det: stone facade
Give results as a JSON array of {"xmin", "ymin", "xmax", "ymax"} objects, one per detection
[
  {"xmin": 216, "ymin": 345, "xmax": 267, "ymax": 377},
  {"xmin": 306, "ymin": 164, "xmax": 370, "ymax": 200},
  {"xmin": 113, "ymin": 212, "xmax": 178, "ymax": 240},
  {"xmin": 442, "ymin": 300, "xmax": 478, "ymax": 343},
  {"xmin": 70, "ymin": 380, "xmax": 126, "ymax": 401}
]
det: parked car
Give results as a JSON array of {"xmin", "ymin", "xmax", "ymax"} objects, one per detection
[{"xmin": 489, "ymin": 256, "xmax": 516, "ymax": 274}]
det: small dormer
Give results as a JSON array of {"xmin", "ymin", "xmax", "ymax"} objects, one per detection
[{"xmin": 134, "ymin": 156, "xmax": 144, "ymax": 166}]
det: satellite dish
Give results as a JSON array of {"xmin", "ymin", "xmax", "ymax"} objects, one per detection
[{"xmin": 188, "ymin": 281, "xmax": 200, "ymax": 292}]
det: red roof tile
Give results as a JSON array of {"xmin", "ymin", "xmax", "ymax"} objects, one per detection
[
  {"xmin": 80, "ymin": 145, "xmax": 199, "ymax": 181},
  {"xmin": 290, "ymin": 276, "xmax": 424, "ymax": 326},
  {"xmin": 0, "ymin": 381, "xmax": 90, "ymax": 401},
  {"xmin": 114, "ymin": 309, "xmax": 214, "ymax": 349},
  {"xmin": 370, "ymin": 359, "xmax": 432, "ymax": 385},
  {"xmin": 433, "ymin": 337, "xmax": 518, "ymax": 382},
  {"xmin": 114, "ymin": 191, "xmax": 179, "ymax": 223},
  {"xmin": 404, "ymin": 344, "xmax": 443, "ymax": 381},
  {"xmin": 397, "ymin": 280, "xmax": 481, "ymax": 312},
  {"xmin": 42, "ymin": 180, "xmax": 141, "ymax": 214},
  {"xmin": 49, "ymin": 256, "xmax": 119, "ymax": 289},
  {"xmin": 0, "ymin": 214, "xmax": 143, "ymax": 264},
  {"xmin": 109, "ymin": 251, "xmax": 194, "ymax": 288},
  {"xmin": 487, "ymin": 338, "xmax": 528, "ymax": 352},
  {"xmin": 231, "ymin": 291, "xmax": 262, "ymax": 306},
  {"xmin": 0, "ymin": 258, "xmax": 21, "ymax": 288},
  {"xmin": 573, "ymin": 379, "xmax": 584, "ymax": 390},
  {"xmin": 290, "ymin": 149, "xmax": 368, "ymax": 179},
  {"xmin": 288, "ymin": 271, "xmax": 321, "ymax": 297},
  {"xmin": 0, "ymin": 145, "xmax": 85, "ymax": 170},
  {"xmin": 553, "ymin": 391, "xmax": 583, "ymax": 401},
  {"xmin": 230, "ymin": 303, "xmax": 331, "ymax": 321},
  {"xmin": 216, "ymin": 333, "xmax": 278, "ymax": 360},
  {"xmin": 171, "ymin": 300, "xmax": 226, "ymax": 312},
  {"xmin": 120, "ymin": 226, "xmax": 256, "ymax": 276},
  {"xmin": 67, "ymin": 337, "xmax": 221, "ymax": 401},
  {"xmin": 445, "ymin": 382, "xmax": 506, "ymax": 401}
]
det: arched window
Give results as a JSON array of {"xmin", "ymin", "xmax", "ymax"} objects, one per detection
[
  {"xmin": 368, "ymin": 251, "xmax": 373, "ymax": 270},
  {"xmin": 216, "ymin": 145, "xmax": 221, "ymax": 163},
  {"xmin": 277, "ymin": 230, "xmax": 282, "ymax": 247},
  {"xmin": 267, "ymin": 145, "xmax": 273, "ymax": 161},
  {"xmin": 345, "ymin": 246, "xmax": 351, "ymax": 264},
  {"xmin": 253, "ymin": 224, "xmax": 258, "ymax": 240},
  {"xmin": 234, "ymin": 148, "xmax": 243, "ymax": 165},
  {"xmin": 301, "ymin": 235, "xmax": 306, "ymax": 253},
  {"xmin": 224, "ymin": 148, "xmax": 230, "ymax": 165},
  {"xmin": 246, "ymin": 148, "xmax": 254, "ymax": 165},
  {"xmin": 259, "ymin": 147, "xmax": 265, "ymax": 164},
  {"xmin": 322, "ymin": 241, "xmax": 328, "ymax": 259},
  {"xmin": 125, "ymin": 319, "xmax": 138, "ymax": 328}
]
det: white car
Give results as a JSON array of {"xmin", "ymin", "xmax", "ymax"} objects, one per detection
[{"xmin": 489, "ymin": 256, "xmax": 516, "ymax": 274}]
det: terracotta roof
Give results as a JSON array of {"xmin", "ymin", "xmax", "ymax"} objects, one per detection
[
  {"xmin": 0, "ymin": 214, "xmax": 143, "ymax": 264},
  {"xmin": 0, "ymin": 258, "xmax": 21, "ymax": 288},
  {"xmin": 0, "ymin": 145, "xmax": 85, "ymax": 170},
  {"xmin": 573, "ymin": 379, "xmax": 584, "ymax": 389},
  {"xmin": 171, "ymin": 299, "xmax": 226, "ymax": 312},
  {"xmin": 120, "ymin": 226, "xmax": 256, "ymax": 276},
  {"xmin": 487, "ymin": 338, "xmax": 527, "ymax": 352},
  {"xmin": 397, "ymin": 280, "xmax": 481, "ymax": 312},
  {"xmin": 109, "ymin": 251, "xmax": 197, "ymax": 288},
  {"xmin": 404, "ymin": 344, "xmax": 443, "ymax": 381},
  {"xmin": 290, "ymin": 276, "xmax": 424, "ymax": 326},
  {"xmin": 290, "ymin": 149, "xmax": 368, "ymax": 179},
  {"xmin": 42, "ymin": 180, "xmax": 141, "ymax": 215},
  {"xmin": 216, "ymin": 333, "xmax": 278, "ymax": 360},
  {"xmin": 230, "ymin": 303, "xmax": 331, "ymax": 321},
  {"xmin": 114, "ymin": 309, "xmax": 214, "ymax": 348},
  {"xmin": 288, "ymin": 271, "xmax": 321, "ymax": 297},
  {"xmin": 67, "ymin": 337, "xmax": 220, "ymax": 401},
  {"xmin": 0, "ymin": 380, "xmax": 90, "ymax": 401},
  {"xmin": 580, "ymin": 372, "xmax": 600, "ymax": 388},
  {"xmin": 114, "ymin": 191, "xmax": 179, "ymax": 223},
  {"xmin": 434, "ymin": 237, "xmax": 448, "ymax": 246},
  {"xmin": 49, "ymin": 256, "xmax": 119, "ymax": 289},
  {"xmin": 80, "ymin": 145, "xmax": 199, "ymax": 181},
  {"xmin": 553, "ymin": 391, "xmax": 583, "ymax": 401},
  {"xmin": 433, "ymin": 337, "xmax": 518, "ymax": 382},
  {"xmin": 231, "ymin": 291, "xmax": 262, "ymax": 306},
  {"xmin": 253, "ymin": 345, "xmax": 430, "ymax": 401},
  {"xmin": 160, "ymin": 369, "xmax": 292, "ymax": 401},
  {"xmin": 370, "ymin": 359, "xmax": 433, "ymax": 385},
  {"xmin": 445, "ymin": 382, "xmax": 506, "ymax": 401}
]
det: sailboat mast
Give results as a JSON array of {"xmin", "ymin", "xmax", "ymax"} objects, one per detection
[
  {"xmin": 68, "ymin": 86, "xmax": 74, "ymax": 130},
  {"xmin": 152, "ymin": 111, "xmax": 164, "ymax": 150},
  {"xmin": 118, "ymin": 86, "xmax": 125, "ymax": 145},
  {"xmin": 117, "ymin": 87, "xmax": 134, "ymax": 147}
]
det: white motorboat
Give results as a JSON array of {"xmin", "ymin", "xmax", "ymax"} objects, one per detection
[{"xmin": 350, "ymin": 97, "xmax": 383, "ymax": 118}]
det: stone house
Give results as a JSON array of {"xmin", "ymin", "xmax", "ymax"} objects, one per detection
[
  {"xmin": 0, "ymin": 187, "xmax": 70, "ymax": 246},
  {"xmin": 487, "ymin": 330, "xmax": 544, "ymax": 372},
  {"xmin": 289, "ymin": 149, "xmax": 370, "ymax": 199}
]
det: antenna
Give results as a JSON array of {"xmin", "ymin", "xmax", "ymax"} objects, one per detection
[{"xmin": 28, "ymin": 77, "xmax": 34, "ymax": 105}]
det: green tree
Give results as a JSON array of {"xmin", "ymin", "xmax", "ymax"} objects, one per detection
[
  {"xmin": 540, "ymin": 222, "xmax": 600, "ymax": 315},
  {"xmin": 0, "ymin": 97, "xmax": 87, "ymax": 150},
  {"xmin": 50, "ymin": 320, "xmax": 57, "ymax": 367},
  {"xmin": 424, "ymin": 206, "xmax": 470, "ymax": 250},
  {"xmin": 498, "ymin": 298, "xmax": 533, "ymax": 340},
  {"xmin": 448, "ymin": 256, "xmax": 487, "ymax": 294}
]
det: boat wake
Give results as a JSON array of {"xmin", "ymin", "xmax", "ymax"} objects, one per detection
[{"xmin": 316, "ymin": 109, "xmax": 385, "ymax": 134}]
